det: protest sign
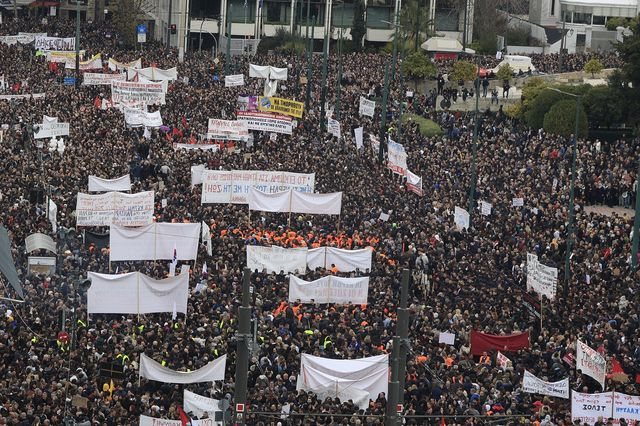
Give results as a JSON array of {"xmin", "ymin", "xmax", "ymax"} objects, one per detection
[
  {"xmin": 614, "ymin": 393, "xmax": 640, "ymax": 424},
  {"xmin": 0, "ymin": 93, "xmax": 46, "ymax": 101},
  {"xmin": 207, "ymin": 119, "xmax": 249, "ymax": 140},
  {"xmin": 34, "ymin": 122, "xmax": 69, "ymax": 139},
  {"xmin": 83, "ymin": 73, "xmax": 126, "ymax": 85},
  {"xmin": 65, "ymin": 53, "xmax": 103, "ymax": 70},
  {"xmin": 454, "ymin": 206, "xmax": 470, "ymax": 230},
  {"xmin": 405, "ymin": 169, "xmax": 423, "ymax": 196},
  {"xmin": 387, "ymin": 139, "xmax": 407, "ymax": 175},
  {"xmin": 522, "ymin": 371, "xmax": 569, "ymax": 399},
  {"xmin": 577, "ymin": 340, "xmax": 606, "ymax": 389},
  {"xmin": 439, "ymin": 332, "xmax": 455, "ymax": 345},
  {"xmin": 571, "ymin": 391, "xmax": 613, "ymax": 425},
  {"xmin": 111, "ymin": 80, "xmax": 166, "ymax": 106},
  {"xmin": 35, "ymin": 36, "xmax": 75, "ymax": 51},
  {"xmin": 236, "ymin": 111, "xmax": 293, "ymax": 135},
  {"xmin": 258, "ymin": 97, "xmax": 304, "ymax": 118},
  {"xmin": 108, "ymin": 57, "xmax": 142, "ymax": 71},
  {"xmin": 124, "ymin": 107, "xmax": 163, "ymax": 128},
  {"xmin": 512, "ymin": 197, "xmax": 524, "ymax": 207},
  {"xmin": 247, "ymin": 245, "xmax": 307, "ymax": 274},
  {"xmin": 25, "ymin": 233, "xmax": 57, "ymax": 253},
  {"xmin": 237, "ymin": 95, "xmax": 258, "ymax": 112},
  {"xmin": 354, "ymin": 127, "xmax": 364, "ymax": 149},
  {"xmin": 201, "ymin": 170, "xmax": 315, "ymax": 204},
  {"xmin": 481, "ymin": 201, "xmax": 492, "ymax": 216},
  {"xmin": 328, "ymin": 118, "xmax": 341, "ymax": 139},
  {"xmin": 359, "ymin": 97, "xmax": 375, "ymax": 117},
  {"xmin": 526, "ymin": 253, "xmax": 558, "ymax": 300},
  {"xmin": 75, "ymin": 191, "xmax": 154, "ymax": 227},
  {"xmin": 225, "ymin": 74, "xmax": 245, "ymax": 87}
]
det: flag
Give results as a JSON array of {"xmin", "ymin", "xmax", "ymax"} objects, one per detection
[
  {"xmin": 202, "ymin": 262, "xmax": 208, "ymax": 278},
  {"xmin": 497, "ymin": 351, "xmax": 510, "ymax": 370},
  {"xmin": 169, "ymin": 244, "xmax": 177, "ymax": 276},
  {"xmin": 607, "ymin": 357, "xmax": 629, "ymax": 383},
  {"xmin": 172, "ymin": 301, "xmax": 177, "ymax": 321},
  {"xmin": 177, "ymin": 404, "xmax": 192, "ymax": 426},
  {"xmin": 109, "ymin": 379, "xmax": 115, "ymax": 396},
  {"xmin": 470, "ymin": 330, "xmax": 530, "ymax": 356},
  {"xmin": 440, "ymin": 417, "xmax": 446, "ymax": 426}
]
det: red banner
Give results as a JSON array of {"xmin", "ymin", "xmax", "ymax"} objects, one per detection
[{"xmin": 470, "ymin": 330, "xmax": 530, "ymax": 356}]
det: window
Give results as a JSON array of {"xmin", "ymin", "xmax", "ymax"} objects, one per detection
[
  {"xmin": 265, "ymin": 0, "xmax": 290, "ymax": 23},
  {"xmin": 573, "ymin": 12, "xmax": 592, "ymax": 24},
  {"xmin": 550, "ymin": 0, "xmax": 555, "ymax": 16},
  {"xmin": 561, "ymin": 10, "xmax": 572, "ymax": 23},
  {"xmin": 332, "ymin": 4, "xmax": 354, "ymax": 27},
  {"xmin": 592, "ymin": 15, "xmax": 605, "ymax": 25},
  {"xmin": 366, "ymin": 6, "xmax": 391, "ymax": 28},
  {"xmin": 229, "ymin": 0, "xmax": 256, "ymax": 22}
]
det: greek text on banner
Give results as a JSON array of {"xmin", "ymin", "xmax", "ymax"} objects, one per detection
[
  {"xmin": 75, "ymin": 191, "xmax": 154, "ymax": 227},
  {"xmin": 258, "ymin": 97, "xmax": 304, "ymax": 118}
]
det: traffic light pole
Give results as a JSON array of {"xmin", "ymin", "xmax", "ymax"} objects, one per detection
[
  {"xmin": 632, "ymin": 157, "xmax": 640, "ymax": 268},
  {"xmin": 233, "ymin": 268, "xmax": 252, "ymax": 425}
]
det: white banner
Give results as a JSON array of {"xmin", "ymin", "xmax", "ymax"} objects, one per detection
[
  {"xmin": 129, "ymin": 67, "xmax": 177, "ymax": 82},
  {"xmin": 359, "ymin": 97, "xmax": 375, "ymax": 117},
  {"xmin": 48, "ymin": 198, "xmax": 57, "ymax": 233},
  {"xmin": 191, "ymin": 164, "xmax": 206, "ymax": 186},
  {"xmin": 225, "ymin": 74, "xmax": 245, "ymax": 87},
  {"xmin": 247, "ymin": 188, "xmax": 342, "ymax": 215},
  {"xmin": 124, "ymin": 107, "xmax": 163, "ymax": 128},
  {"xmin": 512, "ymin": 197, "xmax": 524, "ymax": 207},
  {"xmin": 34, "ymin": 122, "xmax": 69, "ymax": 139},
  {"xmin": 140, "ymin": 416, "xmax": 216, "ymax": 426},
  {"xmin": 308, "ymin": 247, "xmax": 373, "ymax": 272},
  {"xmin": 289, "ymin": 275, "xmax": 369, "ymax": 304},
  {"xmin": 111, "ymin": 80, "xmax": 166, "ymax": 106},
  {"xmin": 577, "ymin": 340, "xmax": 606, "ymax": 389},
  {"xmin": 35, "ymin": 36, "xmax": 75, "ymax": 51},
  {"xmin": 328, "ymin": 118, "xmax": 341, "ymax": 139},
  {"xmin": 246, "ymin": 245, "xmax": 307, "ymax": 274},
  {"xmin": 176, "ymin": 144, "xmax": 220, "ymax": 151},
  {"xmin": 201, "ymin": 170, "xmax": 315, "ymax": 204},
  {"xmin": 88, "ymin": 175, "xmax": 132, "ymax": 192},
  {"xmin": 183, "ymin": 390, "xmax": 221, "ymax": 420},
  {"xmin": 201, "ymin": 221, "xmax": 212, "ymax": 256},
  {"xmin": 108, "ymin": 58, "xmax": 142, "ymax": 71},
  {"xmin": 405, "ymin": 169, "xmax": 424, "ymax": 196},
  {"xmin": 43, "ymin": 115, "xmax": 58, "ymax": 123},
  {"xmin": 0, "ymin": 34, "xmax": 42, "ymax": 45},
  {"xmin": 83, "ymin": 73, "xmax": 126, "ymax": 85},
  {"xmin": 387, "ymin": 139, "xmax": 407, "ymax": 175},
  {"xmin": 298, "ymin": 354, "xmax": 388, "ymax": 410},
  {"xmin": 248, "ymin": 188, "xmax": 292, "ymax": 213},
  {"xmin": 109, "ymin": 223, "xmax": 201, "ymax": 262},
  {"xmin": 522, "ymin": 370, "xmax": 569, "ymax": 399},
  {"xmin": 75, "ymin": 191, "xmax": 154, "ymax": 227},
  {"xmin": 249, "ymin": 64, "xmax": 270, "ymax": 78},
  {"xmin": 571, "ymin": 391, "xmax": 613, "ymax": 425},
  {"xmin": 25, "ymin": 233, "xmax": 56, "ymax": 253},
  {"xmin": 526, "ymin": 253, "xmax": 558, "ymax": 300},
  {"xmin": 65, "ymin": 53, "xmax": 103, "ymax": 70},
  {"xmin": 207, "ymin": 118, "xmax": 249, "ymax": 140},
  {"xmin": 454, "ymin": 206, "xmax": 470, "ymax": 230},
  {"xmin": 269, "ymin": 66, "xmax": 288, "ymax": 80},
  {"xmin": 0, "ymin": 93, "xmax": 46, "ymax": 101},
  {"xmin": 87, "ymin": 271, "xmax": 188, "ymax": 315},
  {"xmin": 614, "ymin": 392, "xmax": 640, "ymax": 424},
  {"xmin": 481, "ymin": 201, "xmax": 492, "ymax": 216},
  {"xmin": 354, "ymin": 127, "xmax": 363, "ymax": 149},
  {"xmin": 139, "ymin": 353, "xmax": 226, "ymax": 384},
  {"xmin": 236, "ymin": 111, "xmax": 292, "ymax": 135}
]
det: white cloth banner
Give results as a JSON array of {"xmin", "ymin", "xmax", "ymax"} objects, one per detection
[
  {"xmin": 248, "ymin": 188, "xmax": 342, "ymax": 215},
  {"xmin": 88, "ymin": 175, "xmax": 132, "ymax": 192},
  {"xmin": 83, "ymin": 73, "xmax": 126, "ymax": 85},
  {"xmin": 35, "ymin": 36, "xmax": 74, "ymax": 51},
  {"xmin": 328, "ymin": 118, "xmax": 341, "ymax": 139},
  {"xmin": 306, "ymin": 247, "xmax": 373, "ymax": 272},
  {"xmin": 65, "ymin": 54, "xmax": 103, "ymax": 70},
  {"xmin": 576, "ymin": 340, "xmax": 606, "ymax": 389},
  {"xmin": 124, "ymin": 107, "xmax": 163, "ymax": 128},
  {"xmin": 387, "ymin": 139, "xmax": 407, "ymax": 175},
  {"xmin": 87, "ymin": 271, "xmax": 188, "ymax": 315},
  {"xmin": 359, "ymin": 97, "xmax": 375, "ymax": 117},
  {"xmin": 139, "ymin": 353, "xmax": 226, "ymax": 384},
  {"xmin": 183, "ymin": 390, "xmax": 221, "ymax": 420},
  {"xmin": 263, "ymin": 79, "xmax": 278, "ymax": 97},
  {"xmin": 139, "ymin": 416, "xmax": 216, "ymax": 426},
  {"xmin": 0, "ymin": 93, "xmax": 46, "ymax": 101},
  {"xmin": 571, "ymin": 391, "xmax": 613, "ymax": 425},
  {"xmin": 201, "ymin": 221, "xmax": 213, "ymax": 256},
  {"xmin": 34, "ymin": 122, "xmax": 69, "ymax": 139},
  {"xmin": 75, "ymin": 191, "xmax": 154, "ymax": 227},
  {"xmin": 43, "ymin": 115, "xmax": 58, "ymax": 123},
  {"xmin": 454, "ymin": 206, "xmax": 470, "ymax": 230},
  {"xmin": 236, "ymin": 111, "xmax": 293, "ymax": 135},
  {"xmin": 109, "ymin": 223, "xmax": 201, "ymax": 262},
  {"xmin": 526, "ymin": 253, "xmax": 558, "ymax": 300},
  {"xmin": 307, "ymin": 247, "xmax": 326, "ymax": 271},
  {"xmin": 25, "ymin": 233, "xmax": 56, "ymax": 253},
  {"xmin": 191, "ymin": 165, "xmax": 206, "ymax": 186},
  {"xmin": 48, "ymin": 198, "xmax": 57, "ymax": 233},
  {"xmin": 405, "ymin": 169, "xmax": 424, "ymax": 196},
  {"xmin": 289, "ymin": 275, "xmax": 369, "ymax": 304},
  {"xmin": 130, "ymin": 67, "xmax": 177, "ymax": 82},
  {"xmin": 111, "ymin": 80, "xmax": 166, "ymax": 106},
  {"xmin": 297, "ymin": 354, "xmax": 388, "ymax": 409},
  {"xmin": 225, "ymin": 74, "xmax": 245, "ymax": 87},
  {"xmin": 201, "ymin": 170, "xmax": 314, "ymax": 204},
  {"xmin": 614, "ymin": 392, "xmax": 640, "ymax": 424},
  {"xmin": 354, "ymin": 127, "xmax": 364, "ymax": 149},
  {"xmin": 207, "ymin": 118, "xmax": 249, "ymax": 140},
  {"xmin": 269, "ymin": 66, "xmax": 288, "ymax": 80},
  {"xmin": 175, "ymin": 143, "xmax": 220, "ymax": 151},
  {"xmin": 108, "ymin": 58, "xmax": 142, "ymax": 72},
  {"xmin": 249, "ymin": 64, "xmax": 271, "ymax": 78},
  {"xmin": 522, "ymin": 370, "xmax": 569, "ymax": 399},
  {"xmin": 247, "ymin": 245, "xmax": 307, "ymax": 274}
]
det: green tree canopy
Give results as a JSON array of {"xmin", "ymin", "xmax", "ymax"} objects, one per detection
[
  {"xmin": 583, "ymin": 86, "xmax": 624, "ymax": 128},
  {"xmin": 583, "ymin": 58, "xmax": 603, "ymax": 77},
  {"xmin": 403, "ymin": 51, "xmax": 437, "ymax": 87},
  {"xmin": 496, "ymin": 63, "xmax": 514, "ymax": 81},
  {"xmin": 543, "ymin": 99, "xmax": 589, "ymax": 138},
  {"xmin": 449, "ymin": 61, "xmax": 477, "ymax": 83}
]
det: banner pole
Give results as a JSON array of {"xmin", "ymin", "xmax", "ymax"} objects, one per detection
[{"xmin": 540, "ymin": 295, "xmax": 543, "ymax": 332}]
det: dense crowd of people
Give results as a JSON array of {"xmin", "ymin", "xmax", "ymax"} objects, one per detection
[{"xmin": 0, "ymin": 14, "xmax": 638, "ymax": 426}]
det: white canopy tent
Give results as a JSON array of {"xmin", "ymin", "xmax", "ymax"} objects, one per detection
[{"xmin": 421, "ymin": 37, "xmax": 475, "ymax": 55}]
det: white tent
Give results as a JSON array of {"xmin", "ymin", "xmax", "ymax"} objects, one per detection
[
  {"xmin": 491, "ymin": 55, "xmax": 535, "ymax": 74},
  {"xmin": 297, "ymin": 354, "xmax": 389, "ymax": 409},
  {"xmin": 421, "ymin": 37, "xmax": 475, "ymax": 55}
]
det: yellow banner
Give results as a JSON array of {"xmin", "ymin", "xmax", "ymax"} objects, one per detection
[{"xmin": 258, "ymin": 97, "xmax": 304, "ymax": 118}]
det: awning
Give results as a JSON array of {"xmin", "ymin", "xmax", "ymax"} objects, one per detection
[
  {"xmin": 560, "ymin": 0, "xmax": 637, "ymax": 18},
  {"xmin": 29, "ymin": 1, "xmax": 60, "ymax": 7}
]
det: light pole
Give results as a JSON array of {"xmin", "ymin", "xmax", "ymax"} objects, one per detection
[
  {"xmin": 632, "ymin": 156, "xmax": 640, "ymax": 268},
  {"xmin": 378, "ymin": 15, "xmax": 401, "ymax": 165},
  {"xmin": 545, "ymin": 87, "xmax": 582, "ymax": 296},
  {"xmin": 74, "ymin": 0, "xmax": 80, "ymax": 88},
  {"xmin": 335, "ymin": 1, "xmax": 344, "ymax": 119},
  {"xmin": 467, "ymin": 56, "xmax": 481, "ymax": 227},
  {"xmin": 320, "ymin": 7, "xmax": 330, "ymax": 132},
  {"xmin": 225, "ymin": 18, "xmax": 232, "ymax": 75},
  {"xmin": 305, "ymin": 14, "xmax": 316, "ymax": 113}
]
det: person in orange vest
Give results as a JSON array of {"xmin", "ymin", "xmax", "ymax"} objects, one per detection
[
  {"xmin": 479, "ymin": 352, "xmax": 491, "ymax": 366},
  {"xmin": 330, "ymin": 264, "xmax": 338, "ymax": 274}
]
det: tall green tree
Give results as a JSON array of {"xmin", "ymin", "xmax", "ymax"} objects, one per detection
[
  {"xmin": 397, "ymin": 0, "xmax": 433, "ymax": 52},
  {"xmin": 111, "ymin": 0, "xmax": 147, "ymax": 46},
  {"xmin": 351, "ymin": 0, "xmax": 366, "ymax": 52},
  {"xmin": 610, "ymin": 20, "xmax": 640, "ymax": 131},
  {"xmin": 403, "ymin": 51, "xmax": 437, "ymax": 89}
]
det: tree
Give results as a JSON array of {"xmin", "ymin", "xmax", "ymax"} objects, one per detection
[
  {"xmin": 351, "ymin": 0, "xmax": 366, "ymax": 52},
  {"xmin": 397, "ymin": 0, "xmax": 433, "ymax": 52},
  {"xmin": 583, "ymin": 58, "xmax": 603, "ymax": 78},
  {"xmin": 111, "ymin": 0, "xmax": 147, "ymax": 46},
  {"xmin": 403, "ymin": 51, "xmax": 437, "ymax": 89},
  {"xmin": 583, "ymin": 86, "xmax": 624, "ymax": 128},
  {"xmin": 496, "ymin": 63, "xmax": 514, "ymax": 81},
  {"xmin": 449, "ymin": 61, "xmax": 477, "ymax": 83},
  {"xmin": 611, "ymin": 21, "xmax": 640, "ymax": 132},
  {"xmin": 524, "ymin": 90, "xmax": 563, "ymax": 129},
  {"xmin": 543, "ymin": 99, "xmax": 588, "ymax": 138}
]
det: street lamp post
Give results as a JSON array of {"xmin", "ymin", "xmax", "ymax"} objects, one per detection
[
  {"xmin": 632, "ymin": 157, "xmax": 640, "ymax": 268},
  {"xmin": 74, "ymin": 0, "xmax": 80, "ymax": 88},
  {"xmin": 545, "ymin": 87, "xmax": 582, "ymax": 296},
  {"xmin": 225, "ymin": 18, "xmax": 232, "ymax": 75},
  {"xmin": 335, "ymin": 2, "xmax": 344, "ymax": 119},
  {"xmin": 467, "ymin": 57, "xmax": 481, "ymax": 227},
  {"xmin": 378, "ymin": 15, "xmax": 400, "ymax": 164},
  {"xmin": 320, "ymin": 12, "xmax": 330, "ymax": 132},
  {"xmin": 305, "ymin": 15, "xmax": 316, "ymax": 113}
]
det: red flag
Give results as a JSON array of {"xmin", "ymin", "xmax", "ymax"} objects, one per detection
[
  {"xmin": 94, "ymin": 96, "xmax": 102, "ymax": 109},
  {"xmin": 608, "ymin": 357, "xmax": 629, "ymax": 382},
  {"xmin": 177, "ymin": 404, "xmax": 191, "ymax": 426},
  {"xmin": 441, "ymin": 416, "xmax": 446, "ymax": 426},
  {"xmin": 470, "ymin": 330, "xmax": 530, "ymax": 356}
]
